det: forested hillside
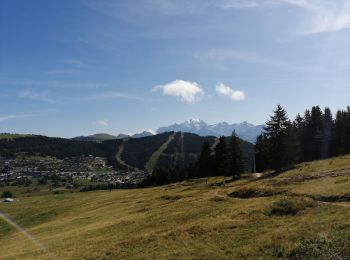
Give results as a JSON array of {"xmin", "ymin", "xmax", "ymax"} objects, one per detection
[
  {"xmin": 0, "ymin": 132, "xmax": 254, "ymax": 173},
  {"xmin": 155, "ymin": 132, "xmax": 254, "ymax": 171},
  {"xmin": 0, "ymin": 136, "xmax": 105, "ymax": 158}
]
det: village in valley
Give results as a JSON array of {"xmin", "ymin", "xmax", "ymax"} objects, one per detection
[{"xmin": 0, "ymin": 155, "xmax": 149, "ymax": 195}]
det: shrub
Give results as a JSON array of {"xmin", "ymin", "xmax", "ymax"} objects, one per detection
[
  {"xmin": 288, "ymin": 235, "xmax": 350, "ymax": 259},
  {"xmin": 228, "ymin": 188, "xmax": 286, "ymax": 198},
  {"xmin": 1, "ymin": 190, "xmax": 13, "ymax": 198},
  {"xmin": 267, "ymin": 198, "xmax": 314, "ymax": 217},
  {"xmin": 160, "ymin": 195, "xmax": 182, "ymax": 201}
]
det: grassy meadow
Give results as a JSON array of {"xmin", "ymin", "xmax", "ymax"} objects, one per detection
[{"xmin": 0, "ymin": 155, "xmax": 350, "ymax": 259}]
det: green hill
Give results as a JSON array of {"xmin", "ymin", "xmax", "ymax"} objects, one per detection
[{"xmin": 1, "ymin": 155, "xmax": 349, "ymax": 259}]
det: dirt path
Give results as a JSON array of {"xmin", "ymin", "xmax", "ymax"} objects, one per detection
[
  {"xmin": 318, "ymin": 201, "xmax": 350, "ymax": 208},
  {"xmin": 115, "ymin": 141, "xmax": 135, "ymax": 170}
]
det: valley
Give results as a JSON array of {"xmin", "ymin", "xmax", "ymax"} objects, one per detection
[{"xmin": 0, "ymin": 132, "xmax": 255, "ymax": 193}]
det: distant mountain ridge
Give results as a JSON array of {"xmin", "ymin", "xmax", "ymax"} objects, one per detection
[
  {"xmin": 157, "ymin": 119, "xmax": 264, "ymax": 143},
  {"xmin": 73, "ymin": 131, "xmax": 156, "ymax": 142},
  {"xmin": 72, "ymin": 120, "xmax": 263, "ymax": 143},
  {"xmin": 72, "ymin": 133, "xmax": 118, "ymax": 142}
]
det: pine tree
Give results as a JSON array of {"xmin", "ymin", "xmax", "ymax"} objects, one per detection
[
  {"xmin": 292, "ymin": 114, "xmax": 303, "ymax": 162},
  {"xmin": 321, "ymin": 107, "xmax": 333, "ymax": 159},
  {"xmin": 332, "ymin": 108, "xmax": 350, "ymax": 155},
  {"xmin": 310, "ymin": 106, "xmax": 324, "ymax": 160},
  {"xmin": 255, "ymin": 133, "xmax": 270, "ymax": 172},
  {"xmin": 264, "ymin": 105, "xmax": 296, "ymax": 171},
  {"xmin": 214, "ymin": 136, "xmax": 230, "ymax": 176},
  {"xmin": 228, "ymin": 131, "xmax": 245, "ymax": 179},
  {"xmin": 197, "ymin": 141, "xmax": 212, "ymax": 177}
]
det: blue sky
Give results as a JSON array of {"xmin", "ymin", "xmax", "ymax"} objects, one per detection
[{"xmin": 1, "ymin": 0, "xmax": 350, "ymax": 138}]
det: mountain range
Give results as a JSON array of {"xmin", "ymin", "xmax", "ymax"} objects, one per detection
[
  {"xmin": 73, "ymin": 119, "xmax": 264, "ymax": 143},
  {"xmin": 156, "ymin": 119, "xmax": 264, "ymax": 143},
  {"xmin": 73, "ymin": 131, "xmax": 156, "ymax": 142}
]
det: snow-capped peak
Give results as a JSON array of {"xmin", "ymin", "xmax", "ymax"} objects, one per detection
[
  {"xmin": 157, "ymin": 120, "xmax": 264, "ymax": 143},
  {"xmin": 188, "ymin": 118, "xmax": 201, "ymax": 123},
  {"xmin": 146, "ymin": 129, "xmax": 157, "ymax": 135}
]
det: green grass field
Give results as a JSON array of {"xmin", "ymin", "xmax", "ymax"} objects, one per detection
[{"xmin": 0, "ymin": 155, "xmax": 349, "ymax": 259}]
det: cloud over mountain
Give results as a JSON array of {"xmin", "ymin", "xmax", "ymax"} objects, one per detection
[
  {"xmin": 92, "ymin": 119, "xmax": 109, "ymax": 127},
  {"xmin": 153, "ymin": 80, "xmax": 204, "ymax": 103},
  {"xmin": 216, "ymin": 83, "xmax": 245, "ymax": 101}
]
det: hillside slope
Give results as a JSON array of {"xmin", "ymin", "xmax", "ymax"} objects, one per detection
[
  {"xmin": 1, "ymin": 155, "xmax": 349, "ymax": 259},
  {"xmin": 0, "ymin": 132, "xmax": 254, "ymax": 172}
]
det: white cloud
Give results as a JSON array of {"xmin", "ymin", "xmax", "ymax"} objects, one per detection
[
  {"xmin": 64, "ymin": 59, "xmax": 88, "ymax": 68},
  {"xmin": 193, "ymin": 49, "xmax": 328, "ymax": 72},
  {"xmin": 0, "ymin": 114, "xmax": 32, "ymax": 122},
  {"xmin": 47, "ymin": 69, "xmax": 77, "ymax": 75},
  {"xmin": 0, "ymin": 115, "xmax": 17, "ymax": 122},
  {"xmin": 153, "ymin": 80, "xmax": 204, "ymax": 103},
  {"xmin": 222, "ymin": 0, "xmax": 350, "ymax": 34},
  {"xmin": 92, "ymin": 119, "xmax": 109, "ymax": 127},
  {"xmin": 91, "ymin": 91, "xmax": 141, "ymax": 101},
  {"xmin": 19, "ymin": 90, "xmax": 57, "ymax": 103},
  {"xmin": 220, "ymin": 0, "xmax": 271, "ymax": 9},
  {"xmin": 0, "ymin": 79, "xmax": 101, "ymax": 89},
  {"xmin": 299, "ymin": 1, "xmax": 350, "ymax": 34},
  {"xmin": 216, "ymin": 83, "xmax": 245, "ymax": 101},
  {"xmin": 193, "ymin": 49, "xmax": 284, "ymax": 66}
]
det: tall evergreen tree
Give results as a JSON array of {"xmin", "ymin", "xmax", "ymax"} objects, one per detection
[
  {"xmin": 299, "ymin": 109, "xmax": 313, "ymax": 162},
  {"xmin": 255, "ymin": 133, "xmax": 270, "ymax": 172},
  {"xmin": 321, "ymin": 107, "xmax": 333, "ymax": 159},
  {"xmin": 197, "ymin": 141, "xmax": 212, "ymax": 177},
  {"xmin": 214, "ymin": 136, "xmax": 230, "ymax": 176},
  {"xmin": 310, "ymin": 106, "xmax": 324, "ymax": 160},
  {"xmin": 228, "ymin": 131, "xmax": 245, "ymax": 179},
  {"xmin": 332, "ymin": 108, "xmax": 350, "ymax": 155},
  {"xmin": 264, "ymin": 105, "xmax": 296, "ymax": 171}
]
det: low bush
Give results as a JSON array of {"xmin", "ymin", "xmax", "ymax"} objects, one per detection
[
  {"xmin": 228, "ymin": 188, "xmax": 286, "ymax": 199},
  {"xmin": 1, "ymin": 190, "xmax": 12, "ymax": 198},
  {"xmin": 267, "ymin": 198, "xmax": 315, "ymax": 217},
  {"xmin": 160, "ymin": 195, "xmax": 182, "ymax": 201},
  {"xmin": 288, "ymin": 235, "xmax": 350, "ymax": 259}
]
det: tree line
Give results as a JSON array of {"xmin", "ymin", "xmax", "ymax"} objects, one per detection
[
  {"xmin": 256, "ymin": 104, "xmax": 350, "ymax": 172},
  {"xmin": 141, "ymin": 132, "xmax": 246, "ymax": 186}
]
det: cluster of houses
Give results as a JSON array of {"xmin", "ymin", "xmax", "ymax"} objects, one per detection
[{"xmin": 0, "ymin": 155, "xmax": 149, "ymax": 187}]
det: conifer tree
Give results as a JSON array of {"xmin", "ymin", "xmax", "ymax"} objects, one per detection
[
  {"xmin": 255, "ymin": 133, "xmax": 270, "ymax": 172},
  {"xmin": 228, "ymin": 131, "xmax": 245, "ymax": 179},
  {"xmin": 321, "ymin": 107, "xmax": 333, "ymax": 158},
  {"xmin": 332, "ymin": 108, "xmax": 350, "ymax": 155},
  {"xmin": 310, "ymin": 106, "xmax": 324, "ymax": 160},
  {"xmin": 264, "ymin": 105, "xmax": 296, "ymax": 171},
  {"xmin": 197, "ymin": 141, "xmax": 212, "ymax": 177},
  {"xmin": 214, "ymin": 136, "xmax": 230, "ymax": 176}
]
